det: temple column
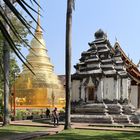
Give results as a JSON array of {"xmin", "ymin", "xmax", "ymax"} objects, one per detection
[
  {"xmin": 79, "ymin": 80, "xmax": 82, "ymax": 100},
  {"xmin": 120, "ymin": 77, "xmax": 123, "ymax": 99},
  {"xmin": 84, "ymin": 87, "xmax": 87, "ymax": 102},
  {"xmin": 101, "ymin": 78, "xmax": 104, "ymax": 101},
  {"xmin": 114, "ymin": 77, "xmax": 118, "ymax": 100}
]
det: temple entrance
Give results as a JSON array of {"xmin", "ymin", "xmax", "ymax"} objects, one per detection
[{"xmin": 87, "ymin": 87, "xmax": 95, "ymax": 101}]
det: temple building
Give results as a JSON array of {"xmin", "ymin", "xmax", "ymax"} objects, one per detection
[
  {"xmin": 12, "ymin": 10, "xmax": 65, "ymax": 109},
  {"xmin": 71, "ymin": 29, "xmax": 140, "ymax": 124}
]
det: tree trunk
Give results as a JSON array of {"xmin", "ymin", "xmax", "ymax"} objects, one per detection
[
  {"xmin": 3, "ymin": 3, "xmax": 11, "ymax": 126},
  {"xmin": 64, "ymin": 0, "xmax": 73, "ymax": 130}
]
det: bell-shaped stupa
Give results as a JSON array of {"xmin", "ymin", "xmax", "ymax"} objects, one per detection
[{"xmin": 13, "ymin": 8, "xmax": 65, "ymax": 109}]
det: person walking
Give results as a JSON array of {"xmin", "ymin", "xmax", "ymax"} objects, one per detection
[
  {"xmin": 52, "ymin": 107, "xmax": 59, "ymax": 126},
  {"xmin": 46, "ymin": 108, "xmax": 50, "ymax": 118}
]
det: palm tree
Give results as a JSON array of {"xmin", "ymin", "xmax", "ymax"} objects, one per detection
[{"xmin": 64, "ymin": 0, "xmax": 74, "ymax": 130}]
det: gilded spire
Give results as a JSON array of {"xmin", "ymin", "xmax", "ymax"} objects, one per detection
[{"xmin": 35, "ymin": 0, "xmax": 42, "ymax": 36}]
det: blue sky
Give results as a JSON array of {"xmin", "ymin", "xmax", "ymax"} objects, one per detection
[{"xmin": 18, "ymin": 0, "xmax": 140, "ymax": 74}]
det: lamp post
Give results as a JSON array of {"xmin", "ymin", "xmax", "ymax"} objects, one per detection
[
  {"xmin": 13, "ymin": 72, "xmax": 16, "ymax": 119},
  {"xmin": 12, "ymin": 68, "xmax": 20, "ymax": 120},
  {"xmin": 51, "ymin": 90, "xmax": 55, "ymax": 108}
]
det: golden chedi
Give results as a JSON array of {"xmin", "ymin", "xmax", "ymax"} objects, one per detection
[{"xmin": 13, "ymin": 13, "xmax": 65, "ymax": 109}]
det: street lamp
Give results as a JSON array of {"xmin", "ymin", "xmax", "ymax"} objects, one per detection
[
  {"xmin": 12, "ymin": 68, "xmax": 20, "ymax": 120},
  {"xmin": 51, "ymin": 90, "xmax": 55, "ymax": 108},
  {"xmin": 13, "ymin": 72, "xmax": 16, "ymax": 119}
]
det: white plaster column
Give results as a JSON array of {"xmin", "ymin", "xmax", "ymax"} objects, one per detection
[
  {"xmin": 117, "ymin": 77, "xmax": 121, "ymax": 99},
  {"xmin": 122, "ymin": 78, "xmax": 129, "ymax": 99},
  {"xmin": 114, "ymin": 78, "xmax": 118, "ymax": 99},
  {"xmin": 120, "ymin": 78, "xmax": 123, "ymax": 99},
  {"xmin": 96, "ymin": 79, "xmax": 103, "ymax": 102},
  {"xmin": 101, "ymin": 78, "xmax": 104, "ymax": 100},
  {"xmin": 81, "ymin": 86, "xmax": 85, "ymax": 101}
]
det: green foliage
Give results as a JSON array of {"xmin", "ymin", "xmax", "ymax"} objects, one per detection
[
  {"xmin": 12, "ymin": 109, "xmax": 46, "ymax": 120},
  {"xmin": 9, "ymin": 13, "xmax": 32, "ymax": 48},
  {"xmin": 0, "ymin": 8, "xmax": 32, "ymax": 116},
  {"xmin": 15, "ymin": 109, "xmax": 28, "ymax": 120}
]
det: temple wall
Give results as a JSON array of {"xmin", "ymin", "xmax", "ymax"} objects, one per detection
[
  {"xmin": 117, "ymin": 78, "xmax": 121, "ymax": 99},
  {"xmin": 103, "ymin": 77, "xmax": 115, "ymax": 100},
  {"xmin": 115, "ymin": 79, "xmax": 118, "ymax": 99},
  {"xmin": 81, "ymin": 85, "xmax": 85, "ymax": 101},
  {"xmin": 97, "ymin": 79, "xmax": 103, "ymax": 101},
  {"xmin": 72, "ymin": 80, "xmax": 80, "ymax": 101},
  {"xmin": 130, "ymin": 85, "xmax": 138, "ymax": 108},
  {"xmin": 122, "ymin": 78, "xmax": 129, "ymax": 99}
]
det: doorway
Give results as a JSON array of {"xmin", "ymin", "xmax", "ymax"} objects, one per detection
[{"xmin": 87, "ymin": 87, "xmax": 95, "ymax": 101}]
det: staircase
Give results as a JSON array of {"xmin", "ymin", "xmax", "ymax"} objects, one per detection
[{"xmin": 71, "ymin": 103, "xmax": 140, "ymax": 124}]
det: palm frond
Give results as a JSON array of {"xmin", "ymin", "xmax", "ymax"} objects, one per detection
[
  {"xmin": 0, "ymin": 20, "xmax": 35, "ymax": 75},
  {"xmin": 3, "ymin": 0, "xmax": 44, "ymax": 47},
  {"xmin": 0, "ymin": 5, "xmax": 33, "ymax": 50},
  {"xmin": 16, "ymin": 0, "xmax": 43, "ymax": 31},
  {"xmin": 22, "ymin": 0, "xmax": 42, "ymax": 16}
]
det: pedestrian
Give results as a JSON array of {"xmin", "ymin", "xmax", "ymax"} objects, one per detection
[
  {"xmin": 52, "ymin": 107, "xmax": 59, "ymax": 126},
  {"xmin": 46, "ymin": 108, "xmax": 50, "ymax": 118}
]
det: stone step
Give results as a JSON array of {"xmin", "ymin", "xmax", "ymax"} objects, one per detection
[
  {"xmin": 71, "ymin": 114, "xmax": 140, "ymax": 124},
  {"xmin": 113, "ymin": 116, "xmax": 129, "ymax": 124},
  {"xmin": 129, "ymin": 115, "xmax": 140, "ymax": 124},
  {"xmin": 71, "ymin": 103, "xmax": 140, "ymax": 124},
  {"xmin": 107, "ymin": 104, "xmax": 122, "ymax": 114},
  {"xmin": 71, "ymin": 115, "xmax": 112, "ymax": 124}
]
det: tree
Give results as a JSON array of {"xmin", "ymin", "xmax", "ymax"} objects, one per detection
[
  {"xmin": 0, "ymin": 0, "xmax": 34, "ymax": 125},
  {"xmin": 64, "ymin": 0, "xmax": 74, "ymax": 130},
  {"xmin": 0, "ymin": 9, "xmax": 30, "ymax": 97},
  {"xmin": 0, "ymin": 0, "xmax": 39, "ymax": 70},
  {"xmin": 3, "ymin": 2, "xmax": 11, "ymax": 126}
]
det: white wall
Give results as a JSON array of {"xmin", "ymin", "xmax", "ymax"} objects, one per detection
[
  {"xmin": 115, "ymin": 78, "xmax": 119, "ymax": 99},
  {"xmin": 71, "ymin": 80, "xmax": 80, "ymax": 101},
  {"xmin": 122, "ymin": 78, "xmax": 129, "ymax": 99},
  {"xmin": 103, "ymin": 77, "xmax": 115, "ymax": 100},
  {"xmin": 96, "ymin": 79, "xmax": 103, "ymax": 101},
  {"xmin": 117, "ymin": 78, "xmax": 121, "ymax": 99},
  {"xmin": 130, "ymin": 85, "xmax": 138, "ymax": 108}
]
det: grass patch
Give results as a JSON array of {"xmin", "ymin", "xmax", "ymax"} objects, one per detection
[
  {"xmin": 0, "ymin": 125, "xmax": 46, "ymax": 138},
  {"xmin": 33, "ymin": 129, "xmax": 140, "ymax": 140}
]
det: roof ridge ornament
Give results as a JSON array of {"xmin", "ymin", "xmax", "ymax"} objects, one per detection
[{"xmin": 94, "ymin": 29, "xmax": 107, "ymax": 39}]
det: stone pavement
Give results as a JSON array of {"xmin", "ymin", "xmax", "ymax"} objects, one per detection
[{"xmin": 1, "ymin": 120, "xmax": 140, "ymax": 140}]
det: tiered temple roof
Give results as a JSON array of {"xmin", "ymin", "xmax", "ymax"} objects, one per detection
[
  {"xmin": 114, "ymin": 42, "xmax": 140, "ymax": 84},
  {"xmin": 74, "ymin": 29, "xmax": 140, "ymax": 84}
]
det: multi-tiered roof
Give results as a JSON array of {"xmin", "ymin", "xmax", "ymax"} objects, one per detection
[
  {"xmin": 74, "ymin": 29, "xmax": 127, "ymax": 77},
  {"xmin": 114, "ymin": 42, "xmax": 140, "ymax": 84}
]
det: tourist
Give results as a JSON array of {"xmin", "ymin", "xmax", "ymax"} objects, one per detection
[
  {"xmin": 52, "ymin": 107, "xmax": 59, "ymax": 126},
  {"xmin": 46, "ymin": 108, "xmax": 50, "ymax": 118}
]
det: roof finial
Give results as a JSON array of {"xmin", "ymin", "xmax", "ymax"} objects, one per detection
[
  {"xmin": 115, "ymin": 36, "xmax": 117, "ymax": 42},
  {"xmin": 128, "ymin": 53, "xmax": 130, "ymax": 58},
  {"xmin": 137, "ymin": 60, "xmax": 140, "ymax": 69},
  {"xmin": 35, "ymin": 0, "xmax": 42, "ymax": 34}
]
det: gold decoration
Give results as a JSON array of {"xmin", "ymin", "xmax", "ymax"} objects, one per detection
[{"xmin": 11, "ymin": 7, "xmax": 65, "ymax": 109}]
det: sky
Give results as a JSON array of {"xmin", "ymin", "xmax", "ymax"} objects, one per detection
[{"xmin": 18, "ymin": 0, "xmax": 140, "ymax": 75}]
